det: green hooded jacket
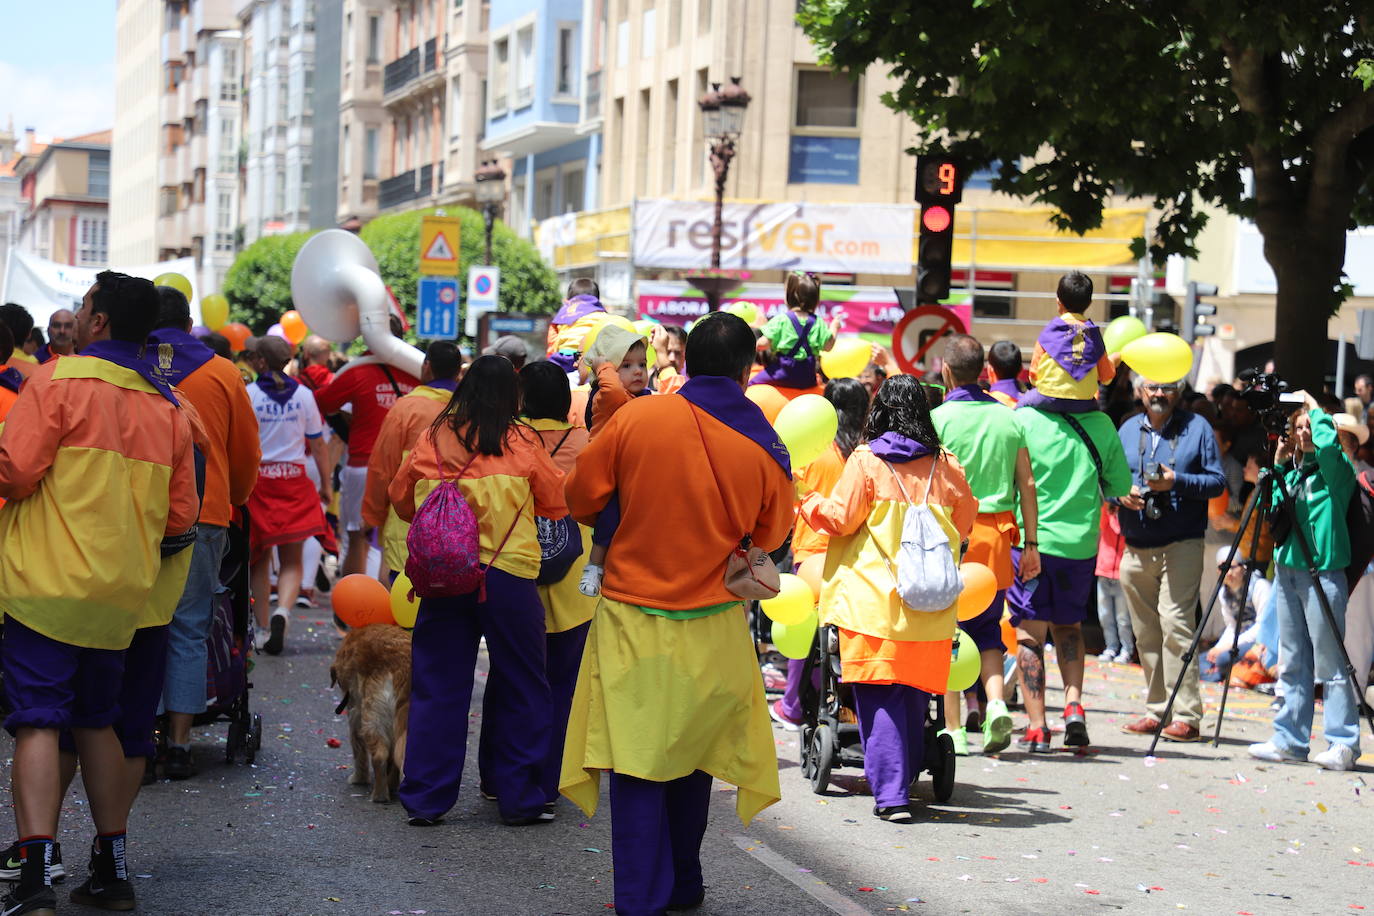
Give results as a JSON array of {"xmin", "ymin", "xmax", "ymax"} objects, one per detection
[{"xmin": 1273, "ymin": 408, "xmax": 1355, "ymax": 571}]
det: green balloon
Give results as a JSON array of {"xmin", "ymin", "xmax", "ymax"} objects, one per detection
[
  {"xmin": 1102, "ymin": 315, "xmax": 1148, "ymax": 354},
  {"xmin": 772, "ymin": 609, "xmax": 818, "ymax": 660},
  {"xmin": 946, "ymin": 629, "xmax": 980, "ymax": 692}
]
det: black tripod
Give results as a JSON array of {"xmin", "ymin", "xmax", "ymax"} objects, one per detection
[{"xmin": 1147, "ymin": 433, "xmax": 1374, "ymax": 755}]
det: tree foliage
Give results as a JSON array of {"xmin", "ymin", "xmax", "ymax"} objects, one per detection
[
  {"xmin": 222, "ymin": 231, "xmax": 315, "ymax": 333},
  {"xmin": 359, "ymin": 207, "xmax": 561, "ymax": 328},
  {"xmin": 798, "ymin": 0, "xmax": 1374, "ymax": 387}
]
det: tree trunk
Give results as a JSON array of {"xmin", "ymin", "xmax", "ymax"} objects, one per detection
[{"xmin": 1269, "ymin": 234, "xmax": 1348, "ymax": 393}]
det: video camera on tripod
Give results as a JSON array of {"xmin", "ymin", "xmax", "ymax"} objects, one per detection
[{"xmin": 1236, "ymin": 369, "xmax": 1305, "ymax": 435}]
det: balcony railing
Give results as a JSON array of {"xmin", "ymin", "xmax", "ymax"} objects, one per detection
[
  {"xmin": 379, "ymin": 170, "xmax": 417, "ymax": 209},
  {"xmin": 383, "ymin": 48, "xmax": 419, "ymax": 95},
  {"xmin": 424, "ymin": 37, "xmax": 437, "ymax": 74},
  {"xmin": 584, "ymin": 70, "xmax": 601, "ymax": 121}
]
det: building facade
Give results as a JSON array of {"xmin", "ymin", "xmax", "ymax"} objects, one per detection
[
  {"xmin": 113, "ymin": 0, "xmax": 165, "ymax": 266},
  {"xmin": 13, "ymin": 132, "xmax": 112, "ymax": 268},
  {"xmin": 336, "ymin": 0, "xmax": 389, "ymax": 223},
  {"xmin": 310, "ymin": 0, "xmax": 344, "ymax": 228},
  {"xmin": 238, "ymin": 0, "xmax": 318, "ymax": 242}
]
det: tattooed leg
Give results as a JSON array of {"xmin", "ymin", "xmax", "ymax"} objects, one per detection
[
  {"xmin": 1016, "ymin": 627, "xmax": 1048, "ymax": 731},
  {"xmin": 1053, "ymin": 624, "xmax": 1086, "ymax": 708}
]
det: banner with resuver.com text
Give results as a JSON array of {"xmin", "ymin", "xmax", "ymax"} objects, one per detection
[{"xmin": 632, "ymin": 199, "xmax": 915, "ymax": 275}]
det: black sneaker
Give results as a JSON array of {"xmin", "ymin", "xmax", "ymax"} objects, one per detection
[
  {"xmin": 164, "ymin": 746, "xmax": 197, "ymax": 781},
  {"xmin": 502, "ymin": 810, "xmax": 556, "ymax": 827},
  {"xmin": 263, "ymin": 613, "xmax": 287, "ymax": 655},
  {"xmin": 1063, "ymin": 702, "xmax": 1090, "ymax": 747},
  {"xmin": 0, "ymin": 843, "xmax": 64, "ymax": 883},
  {"xmin": 69, "ymin": 872, "xmax": 136, "ymax": 912},
  {"xmin": 407, "ymin": 816, "xmax": 442, "ymax": 827},
  {"xmin": 874, "ymin": 805, "xmax": 914, "ymax": 823},
  {"xmin": 1, "ymin": 884, "xmax": 56, "ymax": 916}
]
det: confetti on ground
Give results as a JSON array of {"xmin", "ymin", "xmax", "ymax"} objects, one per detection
[{"xmin": 326, "ymin": 737, "xmax": 341, "ymax": 748}]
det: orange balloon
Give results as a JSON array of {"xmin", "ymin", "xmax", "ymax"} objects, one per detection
[
  {"xmin": 220, "ymin": 322, "xmax": 252, "ymax": 352},
  {"xmin": 746, "ymin": 383, "xmax": 790, "ymax": 422},
  {"xmin": 332, "ymin": 574, "xmax": 395, "ymax": 628},
  {"xmin": 280, "ymin": 310, "xmax": 308, "ymax": 346},
  {"xmin": 1001, "ymin": 616, "xmax": 1019, "ymax": 654},
  {"xmin": 956, "ymin": 562, "xmax": 998, "ymax": 621},
  {"xmin": 796, "ymin": 555, "xmax": 824, "ymax": 598}
]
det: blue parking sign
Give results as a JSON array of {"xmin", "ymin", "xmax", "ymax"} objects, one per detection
[{"xmin": 418, "ymin": 276, "xmax": 459, "ymax": 338}]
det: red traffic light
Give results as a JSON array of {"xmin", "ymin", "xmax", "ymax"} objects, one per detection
[{"xmin": 922, "ymin": 205, "xmax": 952, "ymax": 233}]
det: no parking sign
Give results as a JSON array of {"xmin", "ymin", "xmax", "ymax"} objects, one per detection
[{"xmin": 892, "ymin": 304, "xmax": 969, "ymax": 376}]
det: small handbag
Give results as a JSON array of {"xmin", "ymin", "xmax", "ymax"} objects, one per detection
[{"xmin": 691, "ymin": 407, "xmax": 781, "ymax": 600}]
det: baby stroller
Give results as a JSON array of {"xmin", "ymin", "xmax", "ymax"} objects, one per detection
[
  {"xmin": 157, "ymin": 511, "xmax": 262, "ymax": 765},
  {"xmin": 797, "ymin": 625, "xmax": 956, "ymax": 802}
]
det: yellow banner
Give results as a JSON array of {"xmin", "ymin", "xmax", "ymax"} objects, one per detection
[{"xmin": 944, "ymin": 207, "xmax": 1148, "ymax": 268}]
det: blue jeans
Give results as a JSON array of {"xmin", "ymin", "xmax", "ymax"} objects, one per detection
[
  {"xmin": 162, "ymin": 525, "xmax": 228, "ymax": 715},
  {"xmin": 1271, "ymin": 566, "xmax": 1360, "ymax": 752},
  {"xmin": 1096, "ymin": 577, "xmax": 1134, "ymax": 655}
]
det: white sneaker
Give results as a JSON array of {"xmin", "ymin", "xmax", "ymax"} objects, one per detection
[
  {"xmin": 1311, "ymin": 744, "xmax": 1357, "ymax": 771},
  {"xmin": 578, "ymin": 564, "xmax": 603, "ymax": 598},
  {"xmin": 1097, "ymin": 649, "xmax": 1117, "ymax": 662},
  {"xmin": 253, "ymin": 629, "xmax": 270, "ymax": 651},
  {"xmin": 1248, "ymin": 740, "xmax": 1307, "ymax": 763},
  {"xmin": 1114, "ymin": 649, "xmax": 1134, "ymax": 664}
]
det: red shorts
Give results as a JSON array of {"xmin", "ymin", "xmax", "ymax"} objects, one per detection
[{"xmin": 247, "ymin": 462, "xmax": 328, "ymax": 562}]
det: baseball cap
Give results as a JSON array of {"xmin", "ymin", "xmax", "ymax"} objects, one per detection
[{"xmin": 483, "ymin": 335, "xmax": 529, "ymax": 362}]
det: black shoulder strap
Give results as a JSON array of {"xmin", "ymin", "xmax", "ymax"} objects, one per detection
[
  {"xmin": 549, "ymin": 428, "xmax": 574, "ymax": 458},
  {"xmin": 1063, "ymin": 414, "xmax": 1109, "ymax": 498},
  {"xmin": 378, "ymin": 364, "xmax": 404, "ymax": 398}
]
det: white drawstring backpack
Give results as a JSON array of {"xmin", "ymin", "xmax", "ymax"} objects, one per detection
[{"xmin": 883, "ymin": 454, "xmax": 964, "ymax": 612}]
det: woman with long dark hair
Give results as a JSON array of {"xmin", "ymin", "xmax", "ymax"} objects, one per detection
[
  {"xmin": 798, "ymin": 375, "xmax": 978, "ymax": 822},
  {"xmin": 389, "ymin": 355, "xmax": 568, "ymax": 826},
  {"xmin": 770, "ymin": 377, "xmax": 871, "ymax": 729}
]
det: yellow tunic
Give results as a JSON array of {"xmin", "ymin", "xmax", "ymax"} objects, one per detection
[{"xmin": 559, "ymin": 598, "xmax": 781, "ymax": 825}]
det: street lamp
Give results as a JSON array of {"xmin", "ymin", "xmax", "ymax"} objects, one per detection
[
  {"xmin": 474, "ymin": 160, "xmax": 507, "ymax": 266},
  {"xmin": 688, "ymin": 77, "xmax": 750, "ymax": 310}
]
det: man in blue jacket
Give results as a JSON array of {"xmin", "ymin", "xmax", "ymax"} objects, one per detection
[{"xmin": 1117, "ymin": 378, "xmax": 1227, "ymax": 742}]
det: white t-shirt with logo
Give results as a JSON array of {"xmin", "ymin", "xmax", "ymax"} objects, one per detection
[{"xmin": 249, "ymin": 382, "xmax": 324, "ymax": 464}]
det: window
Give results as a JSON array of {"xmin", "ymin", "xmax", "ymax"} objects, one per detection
[
  {"xmin": 663, "ymin": 79, "xmax": 677, "ymax": 193},
  {"xmin": 449, "ymin": 77, "xmax": 462, "ymax": 139},
  {"xmin": 612, "ymin": 96, "xmax": 625, "ymax": 200},
  {"xmin": 218, "ymin": 118, "xmax": 237, "ymax": 173},
  {"xmin": 616, "ymin": 20, "xmax": 628, "ymax": 68},
  {"xmin": 367, "ymin": 15, "xmax": 381, "ymax": 62},
  {"xmin": 693, "ymin": 68, "xmax": 708, "ymax": 185},
  {"xmin": 278, "ymin": 74, "xmax": 289, "ymax": 123},
  {"xmin": 215, "ymin": 232, "xmax": 235, "ymax": 253},
  {"xmin": 562, "ymin": 166, "xmax": 585, "ymax": 213},
  {"xmin": 641, "ymin": 2, "xmax": 655, "ymax": 57},
  {"xmin": 478, "ymin": 80, "xmax": 487, "ymax": 141},
  {"xmin": 636, "ymin": 89, "xmax": 650, "ymax": 196},
  {"xmin": 195, "ymin": 100, "xmax": 209, "ymax": 133},
  {"xmin": 556, "ymin": 26, "xmax": 576, "ymax": 96},
  {"xmin": 217, "ymin": 191, "xmax": 233, "ymax": 229},
  {"xmin": 364, "ymin": 127, "xmax": 380, "ymax": 179},
  {"xmin": 220, "ymin": 47, "xmax": 239, "ymax": 101},
  {"xmin": 77, "ymin": 217, "xmax": 108, "ymax": 265},
  {"xmin": 491, "ymin": 38, "xmax": 509, "ymax": 113},
  {"xmin": 535, "ymin": 172, "xmax": 556, "ymax": 221},
  {"xmin": 794, "ymin": 69, "xmax": 860, "ymax": 129},
  {"xmin": 87, "ymin": 151, "xmax": 110, "ymax": 198},
  {"xmin": 160, "ymin": 187, "xmax": 178, "ymax": 217},
  {"xmin": 514, "ymin": 26, "xmax": 534, "ymax": 108},
  {"xmin": 342, "ymin": 124, "xmax": 351, "ymax": 177},
  {"xmin": 274, "ymin": 169, "xmax": 286, "ymax": 215}
]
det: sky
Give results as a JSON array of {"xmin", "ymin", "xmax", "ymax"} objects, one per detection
[{"xmin": 0, "ymin": 2, "xmax": 116, "ymax": 143}]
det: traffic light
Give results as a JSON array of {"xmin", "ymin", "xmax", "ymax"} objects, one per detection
[
  {"xmin": 1183, "ymin": 281, "xmax": 1219, "ymax": 343},
  {"xmin": 915, "ymin": 155, "xmax": 964, "ymax": 303}
]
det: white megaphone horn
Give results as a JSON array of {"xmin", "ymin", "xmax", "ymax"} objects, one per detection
[{"xmin": 290, "ymin": 229, "xmax": 425, "ymax": 379}]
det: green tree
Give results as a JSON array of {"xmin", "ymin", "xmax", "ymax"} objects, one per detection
[
  {"xmin": 799, "ymin": 1, "xmax": 1374, "ymax": 389},
  {"xmin": 359, "ymin": 207, "xmax": 561, "ymax": 332},
  {"xmin": 222, "ymin": 231, "xmax": 316, "ymax": 333}
]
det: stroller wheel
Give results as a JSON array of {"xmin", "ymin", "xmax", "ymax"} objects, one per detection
[
  {"xmin": 245, "ymin": 713, "xmax": 263, "ymax": 764},
  {"xmin": 931, "ymin": 730, "xmax": 956, "ymax": 802},
  {"xmin": 808, "ymin": 723, "xmax": 836, "ymax": 795},
  {"xmin": 799, "ymin": 725, "xmax": 815, "ymax": 778},
  {"xmin": 226, "ymin": 720, "xmax": 244, "ymax": 764}
]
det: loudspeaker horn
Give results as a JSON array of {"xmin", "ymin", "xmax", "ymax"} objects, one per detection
[{"xmin": 290, "ymin": 229, "xmax": 424, "ymax": 379}]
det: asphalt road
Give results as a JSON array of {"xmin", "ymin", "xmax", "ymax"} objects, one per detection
[{"xmin": 2, "ymin": 603, "xmax": 1369, "ymax": 915}]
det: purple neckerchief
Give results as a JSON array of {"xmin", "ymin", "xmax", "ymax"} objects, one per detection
[
  {"xmin": 548, "ymin": 350, "xmax": 578, "ymax": 373},
  {"xmin": 1037, "ymin": 314, "xmax": 1105, "ymax": 382},
  {"xmin": 990, "ymin": 379, "xmax": 1021, "ymax": 400},
  {"xmin": 255, "ymin": 370, "xmax": 300, "ymax": 407},
  {"xmin": 1015, "ymin": 388, "xmax": 1100, "ymax": 413},
  {"xmin": 942, "ymin": 383, "xmax": 996, "ymax": 403},
  {"xmin": 426, "ymin": 378, "xmax": 458, "ymax": 392},
  {"xmin": 0, "ymin": 367, "xmax": 22, "ymax": 393},
  {"xmin": 868, "ymin": 432, "xmax": 934, "ymax": 463},
  {"xmin": 79, "ymin": 340, "xmax": 178, "ymax": 405},
  {"xmin": 552, "ymin": 294, "xmax": 605, "ymax": 325},
  {"xmin": 146, "ymin": 328, "xmax": 216, "ymax": 388},
  {"xmin": 679, "ymin": 375, "xmax": 791, "ymax": 478}
]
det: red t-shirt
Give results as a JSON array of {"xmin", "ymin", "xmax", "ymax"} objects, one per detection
[{"xmin": 313, "ymin": 363, "xmax": 418, "ymax": 466}]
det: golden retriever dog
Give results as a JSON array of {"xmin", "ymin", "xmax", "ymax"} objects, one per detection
[{"xmin": 330, "ymin": 624, "xmax": 412, "ymax": 803}]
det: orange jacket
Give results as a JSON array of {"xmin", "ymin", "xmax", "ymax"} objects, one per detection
[
  {"xmin": 0, "ymin": 356, "xmax": 199, "ymax": 649},
  {"xmin": 174, "ymin": 355, "xmax": 260, "ymax": 526},
  {"xmin": 363, "ymin": 385, "xmax": 452, "ymax": 530},
  {"xmin": 389, "ymin": 422, "xmax": 568, "ymax": 580},
  {"xmin": 589, "ymin": 363, "xmax": 632, "ymax": 438},
  {"xmin": 791, "ymin": 441, "xmax": 847, "ymax": 562},
  {"xmin": 565, "ymin": 394, "xmax": 794, "ymax": 609}
]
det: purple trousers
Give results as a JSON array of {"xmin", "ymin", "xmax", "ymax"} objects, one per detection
[
  {"xmin": 399, "ymin": 568, "xmax": 552, "ymax": 822},
  {"xmin": 610, "ymin": 770, "xmax": 712, "ymax": 916},
  {"xmin": 852, "ymin": 683, "xmax": 928, "ymax": 808}
]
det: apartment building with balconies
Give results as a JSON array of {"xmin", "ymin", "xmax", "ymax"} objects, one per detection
[
  {"xmin": 239, "ymin": 0, "xmax": 318, "ymax": 242},
  {"xmin": 336, "ymin": 0, "xmax": 388, "ymax": 222},
  {"xmin": 13, "ymin": 131, "xmax": 112, "ymax": 268},
  {"xmin": 483, "ymin": 0, "xmax": 593, "ymax": 236}
]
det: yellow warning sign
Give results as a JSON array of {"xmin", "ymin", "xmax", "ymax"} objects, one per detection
[{"xmin": 419, "ymin": 215, "xmax": 461, "ymax": 276}]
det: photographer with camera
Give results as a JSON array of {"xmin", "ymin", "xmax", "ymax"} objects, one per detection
[
  {"xmin": 1248, "ymin": 395, "xmax": 1361, "ymax": 770},
  {"xmin": 1116, "ymin": 377, "xmax": 1226, "ymax": 742}
]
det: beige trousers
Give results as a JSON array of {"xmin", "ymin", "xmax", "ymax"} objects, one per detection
[{"xmin": 1119, "ymin": 538, "xmax": 1206, "ymax": 726}]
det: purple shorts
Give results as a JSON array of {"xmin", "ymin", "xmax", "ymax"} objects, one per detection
[
  {"xmin": 2, "ymin": 616, "xmax": 126, "ymax": 735},
  {"xmin": 957, "ymin": 589, "xmax": 1007, "ymax": 653},
  {"xmin": 56, "ymin": 625, "xmax": 170, "ymax": 758},
  {"xmin": 1006, "ymin": 549, "xmax": 1095, "ymax": 627}
]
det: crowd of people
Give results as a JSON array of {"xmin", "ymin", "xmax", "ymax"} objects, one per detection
[{"xmin": 0, "ymin": 266, "xmax": 1369, "ymax": 916}]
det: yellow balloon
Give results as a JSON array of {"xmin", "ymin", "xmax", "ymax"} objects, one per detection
[
  {"xmin": 390, "ymin": 572, "xmax": 420, "ymax": 628},
  {"xmin": 760, "ymin": 573, "xmax": 815, "ymax": 626},
  {"xmin": 581, "ymin": 314, "xmax": 637, "ymax": 359},
  {"xmin": 633, "ymin": 319, "xmax": 659, "ymax": 338},
  {"xmin": 726, "ymin": 301, "xmax": 759, "ymax": 325},
  {"xmin": 201, "ymin": 293, "xmax": 229, "ymax": 331},
  {"xmin": 154, "ymin": 272, "xmax": 193, "ymax": 302},
  {"xmin": 774, "ymin": 393, "xmax": 838, "ymax": 467},
  {"xmin": 820, "ymin": 336, "xmax": 870, "ymax": 380},
  {"xmin": 1121, "ymin": 332, "xmax": 1194, "ymax": 384}
]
